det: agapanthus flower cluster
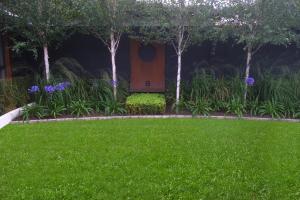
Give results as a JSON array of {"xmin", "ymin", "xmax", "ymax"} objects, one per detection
[
  {"xmin": 246, "ymin": 77, "xmax": 255, "ymax": 86},
  {"xmin": 28, "ymin": 85, "xmax": 39, "ymax": 93},
  {"xmin": 44, "ymin": 85, "xmax": 56, "ymax": 94},
  {"xmin": 55, "ymin": 83, "xmax": 66, "ymax": 91},
  {"xmin": 28, "ymin": 81, "xmax": 71, "ymax": 94}
]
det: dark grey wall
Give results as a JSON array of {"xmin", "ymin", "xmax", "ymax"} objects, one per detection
[
  {"xmin": 49, "ymin": 34, "xmax": 300, "ymax": 82},
  {"xmin": 0, "ymin": 34, "xmax": 5, "ymax": 79},
  {"xmin": 52, "ymin": 34, "xmax": 131, "ymax": 80}
]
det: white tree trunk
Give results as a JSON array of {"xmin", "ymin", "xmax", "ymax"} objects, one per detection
[
  {"xmin": 110, "ymin": 32, "xmax": 117, "ymax": 100},
  {"xmin": 243, "ymin": 45, "xmax": 252, "ymax": 103},
  {"xmin": 176, "ymin": 52, "xmax": 182, "ymax": 113},
  {"xmin": 174, "ymin": 26, "xmax": 186, "ymax": 113},
  {"xmin": 43, "ymin": 45, "xmax": 50, "ymax": 81}
]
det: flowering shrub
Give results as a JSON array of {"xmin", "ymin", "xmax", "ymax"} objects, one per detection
[
  {"xmin": 28, "ymin": 82, "xmax": 71, "ymax": 95},
  {"xmin": 23, "ymin": 79, "xmax": 127, "ymax": 120},
  {"xmin": 25, "ymin": 81, "xmax": 73, "ymax": 119}
]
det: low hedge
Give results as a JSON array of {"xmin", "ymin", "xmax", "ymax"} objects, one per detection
[{"xmin": 126, "ymin": 93, "xmax": 166, "ymax": 114}]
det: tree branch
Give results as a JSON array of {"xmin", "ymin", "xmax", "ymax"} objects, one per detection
[
  {"xmin": 94, "ymin": 31, "xmax": 110, "ymax": 51},
  {"xmin": 114, "ymin": 32, "xmax": 122, "ymax": 50},
  {"xmin": 252, "ymin": 44, "xmax": 263, "ymax": 55},
  {"xmin": 182, "ymin": 32, "xmax": 190, "ymax": 53},
  {"xmin": 171, "ymin": 40, "xmax": 179, "ymax": 55}
]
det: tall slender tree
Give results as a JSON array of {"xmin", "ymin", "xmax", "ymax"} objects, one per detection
[
  {"xmin": 79, "ymin": 0, "xmax": 135, "ymax": 100},
  {"xmin": 221, "ymin": 0, "xmax": 297, "ymax": 103},
  {"xmin": 3, "ymin": 0, "xmax": 76, "ymax": 81},
  {"xmin": 138, "ymin": 0, "xmax": 214, "ymax": 112},
  {"xmin": 168, "ymin": 0, "xmax": 193, "ymax": 112}
]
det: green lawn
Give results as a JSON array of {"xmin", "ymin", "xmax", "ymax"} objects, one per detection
[{"xmin": 0, "ymin": 119, "xmax": 300, "ymax": 200}]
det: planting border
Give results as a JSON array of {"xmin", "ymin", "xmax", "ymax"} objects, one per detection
[{"xmin": 10, "ymin": 115, "xmax": 300, "ymax": 125}]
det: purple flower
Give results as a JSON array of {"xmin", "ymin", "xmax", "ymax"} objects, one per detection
[
  {"xmin": 246, "ymin": 77, "xmax": 255, "ymax": 86},
  {"xmin": 111, "ymin": 80, "xmax": 118, "ymax": 87},
  {"xmin": 62, "ymin": 81, "xmax": 71, "ymax": 88},
  {"xmin": 44, "ymin": 85, "xmax": 55, "ymax": 94},
  {"xmin": 55, "ymin": 84, "xmax": 65, "ymax": 91},
  {"xmin": 28, "ymin": 85, "xmax": 39, "ymax": 93}
]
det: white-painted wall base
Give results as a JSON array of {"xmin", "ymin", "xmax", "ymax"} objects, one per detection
[{"xmin": 0, "ymin": 104, "xmax": 33, "ymax": 129}]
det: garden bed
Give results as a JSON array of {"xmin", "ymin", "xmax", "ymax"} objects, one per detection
[
  {"xmin": 2, "ymin": 70, "xmax": 300, "ymax": 122},
  {"xmin": 1, "ymin": 119, "xmax": 300, "ymax": 199}
]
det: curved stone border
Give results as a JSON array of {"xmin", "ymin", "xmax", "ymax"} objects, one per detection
[
  {"xmin": 10, "ymin": 114, "xmax": 300, "ymax": 125},
  {"xmin": 0, "ymin": 103, "xmax": 34, "ymax": 129}
]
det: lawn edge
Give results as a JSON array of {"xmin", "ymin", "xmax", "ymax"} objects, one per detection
[{"xmin": 11, "ymin": 115, "xmax": 300, "ymax": 124}]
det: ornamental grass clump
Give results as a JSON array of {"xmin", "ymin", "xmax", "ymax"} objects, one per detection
[{"xmin": 126, "ymin": 93, "xmax": 166, "ymax": 115}]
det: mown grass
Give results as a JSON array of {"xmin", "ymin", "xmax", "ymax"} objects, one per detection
[{"xmin": 0, "ymin": 119, "xmax": 300, "ymax": 200}]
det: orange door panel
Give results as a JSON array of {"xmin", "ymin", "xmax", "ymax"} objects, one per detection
[{"xmin": 130, "ymin": 40, "xmax": 165, "ymax": 92}]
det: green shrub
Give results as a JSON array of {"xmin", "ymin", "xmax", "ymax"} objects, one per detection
[
  {"xmin": 212, "ymin": 100, "xmax": 227, "ymax": 112},
  {"xmin": 68, "ymin": 100, "xmax": 93, "ymax": 117},
  {"xmin": 247, "ymin": 98, "xmax": 260, "ymax": 116},
  {"xmin": 22, "ymin": 104, "xmax": 47, "ymax": 121},
  {"xmin": 126, "ymin": 93, "xmax": 166, "ymax": 115},
  {"xmin": 259, "ymin": 99, "xmax": 285, "ymax": 118},
  {"xmin": 46, "ymin": 102, "xmax": 66, "ymax": 118},
  {"xmin": 185, "ymin": 99, "xmax": 212, "ymax": 116},
  {"xmin": 101, "ymin": 99, "xmax": 126, "ymax": 115},
  {"xmin": 225, "ymin": 97, "xmax": 245, "ymax": 117}
]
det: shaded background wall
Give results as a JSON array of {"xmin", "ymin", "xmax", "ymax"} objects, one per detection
[
  {"xmin": 11, "ymin": 33, "xmax": 300, "ymax": 83},
  {"xmin": 0, "ymin": 34, "xmax": 4, "ymax": 79}
]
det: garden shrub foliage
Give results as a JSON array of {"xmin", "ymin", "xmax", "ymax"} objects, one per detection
[
  {"xmin": 5, "ymin": 67, "xmax": 300, "ymax": 120},
  {"xmin": 171, "ymin": 69, "xmax": 300, "ymax": 119},
  {"xmin": 126, "ymin": 93, "xmax": 166, "ymax": 115},
  {"xmin": 185, "ymin": 98, "xmax": 212, "ymax": 116},
  {"xmin": 22, "ymin": 77, "xmax": 128, "ymax": 120}
]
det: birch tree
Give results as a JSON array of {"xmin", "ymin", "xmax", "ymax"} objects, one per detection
[
  {"xmin": 155, "ymin": 0, "xmax": 214, "ymax": 112},
  {"xmin": 222, "ymin": 0, "xmax": 296, "ymax": 103},
  {"xmin": 138, "ymin": 0, "xmax": 213, "ymax": 112},
  {"xmin": 80, "ymin": 0, "xmax": 134, "ymax": 100},
  {"xmin": 3, "ymin": 0, "xmax": 76, "ymax": 81}
]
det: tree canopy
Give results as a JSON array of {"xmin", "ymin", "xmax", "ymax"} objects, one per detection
[
  {"xmin": 2, "ymin": 0, "xmax": 78, "ymax": 80},
  {"xmin": 1, "ymin": 0, "xmax": 299, "ymax": 103}
]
